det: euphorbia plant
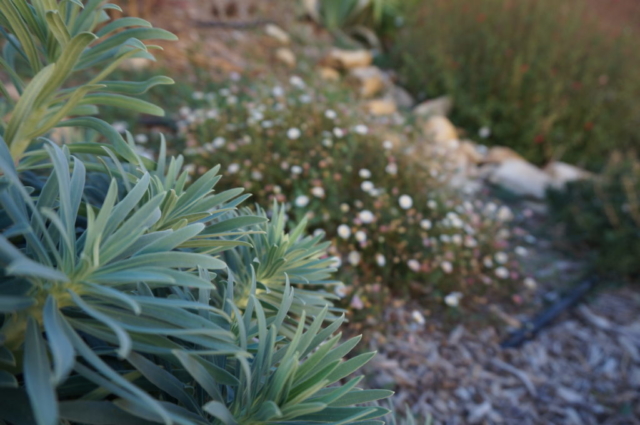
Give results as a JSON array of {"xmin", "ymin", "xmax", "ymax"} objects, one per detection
[{"xmin": 0, "ymin": 1, "xmax": 390, "ymax": 424}]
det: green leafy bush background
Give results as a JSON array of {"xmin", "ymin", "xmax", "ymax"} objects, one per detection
[
  {"xmin": 548, "ymin": 153, "xmax": 640, "ymax": 279},
  {"xmin": 393, "ymin": 0, "xmax": 640, "ymax": 170}
]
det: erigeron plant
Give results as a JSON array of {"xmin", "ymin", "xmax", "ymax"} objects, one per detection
[
  {"xmin": 164, "ymin": 76, "xmax": 535, "ymax": 313},
  {"xmin": 0, "ymin": 2, "xmax": 391, "ymax": 424}
]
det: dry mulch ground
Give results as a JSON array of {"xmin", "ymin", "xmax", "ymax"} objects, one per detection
[{"xmin": 363, "ymin": 288, "xmax": 640, "ymax": 424}]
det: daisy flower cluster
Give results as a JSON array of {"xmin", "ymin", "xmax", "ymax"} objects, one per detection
[{"xmin": 151, "ymin": 74, "xmax": 536, "ymax": 313}]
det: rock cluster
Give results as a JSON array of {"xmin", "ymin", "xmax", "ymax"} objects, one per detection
[
  {"xmin": 414, "ymin": 110, "xmax": 591, "ymax": 199},
  {"xmin": 319, "ymin": 48, "xmax": 415, "ymax": 116}
]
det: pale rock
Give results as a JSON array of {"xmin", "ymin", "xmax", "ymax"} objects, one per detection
[
  {"xmin": 325, "ymin": 48, "xmax": 373, "ymax": 70},
  {"xmin": 422, "ymin": 116, "xmax": 458, "ymax": 144},
  {"xmin": 458, "ymin": 140, "xmax": 485, "ymax": 164},
  {"xmin": 48, "ymin": 127, "xmax": 75, "ymax": 144},
  {"xmin": 302, "ymin": 0, "xmax": 320, "ymax": 21},
  {"xmin": 544, "ymin": 161, "xmax": 592, "ymax": 190},
  {"xmin": 318, "ymin": 66, "xmax": 340, "ymax": 82},
  {"xmin": 391, "ymin": 85, "xmax": 415, "ymax": 109},
  {"xmin": 121, "ymin": 57, "xmax": 150, "ymax": 71},
  {"xmin": 264, "ymin": 24, "xmax": 290, "ymax": 45},
  {"xmin": 488, "ymin": 159, "xmax": 553, "ymax": 199},
  {"xmin": 414, "ymin": 95, "xmax": 453, "ymax": 117},
  {"xmin": 347, "ymin": 66, "xmax": 388, "ymax": 98},
  {"xmin": 484, "ymin": 146, "xmax": 525, "ymax": 164},
  {"xmin": 4, "ymin": 83, "xmax": 19, "ymax": 101},
  {"xmin": 366, "ymin": 98, "xmax": 398, "ymax": 116},
  {"xmin": 275, "ymin": 48, "xmax": 296, "ymax": 68}
]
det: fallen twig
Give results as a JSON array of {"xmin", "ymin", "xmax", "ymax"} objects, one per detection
[{"xmin": 490, "ymin": 358, "xmax": 537, "ymax": 398}]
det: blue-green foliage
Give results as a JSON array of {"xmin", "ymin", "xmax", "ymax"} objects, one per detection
[{"xmin": 0, "ymin": 1, "xmax": 391, "ymax": 424}]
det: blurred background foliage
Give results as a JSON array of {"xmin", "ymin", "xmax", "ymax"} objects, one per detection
[
  {"xmin": 548, "ymin": 153, "xmax": 640, "ymax": 280},
  {"xmin": 391, "ymin": 0, "xmax": 640, "ymax": 170}
]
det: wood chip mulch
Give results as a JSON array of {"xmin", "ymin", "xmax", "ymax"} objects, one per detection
[{"xmin": 363, "ymin": 289, "xmax": 640, "ymax": 425}]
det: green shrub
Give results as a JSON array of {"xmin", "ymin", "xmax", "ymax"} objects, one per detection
[
  {"xmin": 393, "ymin": 0, "xmax": 640, "ymax": 170},
  {"xmin": 548, "ymin": 152, "xmax": 640, "ymax": 278},
  {"xmin": 0, "ymin": 2, "xmax": 391, "ymax": 424},
  {"xmin": 164, "ymin": 76, "xmax": 534, "ymax": 314}
]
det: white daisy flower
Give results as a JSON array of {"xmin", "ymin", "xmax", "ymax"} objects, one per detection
[
  {"xmin": 291, "ymin": 165, "xmax": 303, "ymax": 175},
  {"xmin": 334, "ymin": 285, "xmax": 348, "ymax": 298},
  {"xmin": 361, "ymin": 181, "xmax": 374, "ymax": 192},
  {"xmin": 348, "ymin": 251, "xmax": 361, "ymax": 266},
  {"xmin": 212, "ymin": 137, "xmax": 226, "ymax": 148},
  {"xmin": 420, "ymin": 219, "xmax": 432, "ymax": 230},
  {"xmin": 399, "ymin": 195, "xmax": 413, "ymax": 209},
  {"xmin": 272, "ymin": 85, "xmax": 284, "ymax": 97},
  {"xmin": 497, "ymin": 206, "xmax": 513, "ymax": 221},
  {"xmin": 324, "ymin": 109, "xmax": 337, "ymax": 120},
  {"xmin": 385, "ymin": 163, "xmax": 398, "ymax": 175},
  {"xmin": 112, "ymin": 121, "xmax": 128, "ymax": 133},
  {"xmin": 227, "ymin": 163, "xmax": 240, "ymax": 174},
  {"xmin": 524, "ymin": 277, "xmax": 537, "ymax": 290},
  {"xmin": 354, "ymin": 124, "xmax": 368, "ymax": 135},
  {"xmin": 382, "ymin": 140, "xmax": 393, "ymax": 150},
  {"xmin": 333, "ymin": 127, "xmax": 345, "ymax": 138},
  {"xmin": 407, "ymin": 259, "xmax": 421, "ymax": 272},
  {"xmin": 287, "ymin": 128, "xmax": 301, "ymax": 140},
  {"xmin": 135, "ymin": 134, "xmax": 148, "ymax": 144},
  {"xmin": 358, "ymin": 210, "xmax": 375, "ymax": 224},
  {"xmin": 359, "ymin": 168, "xmax": 372, "ymax": 179},
  {"xmin": 444, "ymin": 291, "xmax": 462, "ymax": 307},
  {"xmin": 337, "ymin": 224, "xmax": 351, "ymax": 239},
  {"xmin": 495, "ymin": 267, "xmax": 509, "ymax": 279},
  {"xmin": 464, "ymin": 236, "xmax": 478, "ymax": 248},
  {"xmin": 294, "ymin": 195, "xmax": 309, "ymax": 208},
  {"xmin": 375, "ymin": 253, "xmax": 386, "ymax": 267},
  {"xmin": 485, "ymin": 202, "xmax": 498, "ymax": 214},
  {"xmin": 515, "ymin": 246, "xmax": 528, "ymax": 257},
  {"xmin": 311, "ymin": 187, "xmax": 325, "ymax": 198},
  {"xmin": 412, "ymin": 310, "xmax": 426, "ymax": 325},
  {"xmin": 289, "ymin": 75, "xmax": 305, "ymax": 88},
  {"xmin": 494, "ymin": 252, "xmax": 508, "ymax": 264},
  {"xmin": 441, "ymin": 261, "xmax": 453, "ymax": 274}
]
